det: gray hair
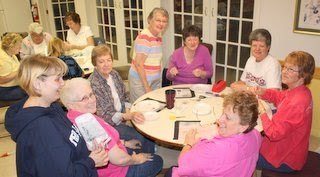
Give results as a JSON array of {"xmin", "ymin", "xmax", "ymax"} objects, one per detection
[
  {"xmin": 29, "ymin": 22, "xmax": 43, "ymax": 34},
  {"xmin": 60, "ymin": 77, "xmax": 91, "ymax": 108},
  {"xmin": 147, "ymin": 7, "xmax": 169, "ymax": 24},
  {"xmin": 249, "ymin": 28, "xmax": 272, "ymax": 47}
]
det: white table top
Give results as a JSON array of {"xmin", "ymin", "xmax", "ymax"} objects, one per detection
[{"xmin": 131, "ymin": 84, "xmax": 271, "ymax": 147}]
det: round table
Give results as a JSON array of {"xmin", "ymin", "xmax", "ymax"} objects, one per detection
[{"xmin": 131, "ymin": 84, "xmax": 271, "ymax": 147}]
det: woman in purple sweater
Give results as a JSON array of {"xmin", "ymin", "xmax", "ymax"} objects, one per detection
[{"xmin": 166, "ymin": 25, "xmax": 213, "ymax": 85}]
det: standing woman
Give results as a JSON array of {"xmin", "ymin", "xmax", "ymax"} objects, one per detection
[
  {"xmin": 129, "ymin": 7, "xmax": 169, "ymax": 102},
  {"xmin": 5, "ymin": 55, "xmax": 108, "ymax": 177},
  {"xmin": 65, "ymin": 12, "xmax": 94, "ymax": 50},
  {"xmin": 0, "ymin": 33, "xmax": 27, "ymax": 101},
  {"xmin": 253, "ymin": 51, "xmax": 315, "ymax": 172},
  {"xmin": 166, "ymin": 25, "xmax": 213, "ymax": 85}
]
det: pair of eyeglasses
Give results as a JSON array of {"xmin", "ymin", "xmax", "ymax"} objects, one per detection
[
  {"xmin": 283, "ymin": 66, "xmax": 299, "ymax": 73},
  {"xmin": 75, "ymin": 92, "xmax": 95, "ymax": 102}
]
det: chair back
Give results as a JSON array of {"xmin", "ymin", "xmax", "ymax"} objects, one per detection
[
  {"xmin": 201, "ymin": 42, "xmax": 213, "ymax": 84},
  {"xmin": 201, "ymin": 42, "xmax": 213, "ymax": 56},
  {"xmin": 93, "ymin": 37, "xmax": 105, "ymax": 46}
]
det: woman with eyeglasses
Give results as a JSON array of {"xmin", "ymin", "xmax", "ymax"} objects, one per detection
[
  {"xmin": 5, "ymin": 55, "xmax": 109, "ymax": 177},
  {"xmin": 60, "ymin": 78, "xmax": 163, "ymax": 177},
  {"xmin": 253, "ymin": 51, "xmax": 315, "ymax": 173},
  {"xmin": 165, "ymin": 91, "xmax": 261, "ymax": 177}
]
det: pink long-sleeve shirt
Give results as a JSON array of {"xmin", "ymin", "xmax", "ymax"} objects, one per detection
[
  {"xmin": 166, "ymin": 44, "xmax": 213, "ymax": 85},
  {"xmin": 260, "ymin": 85, "xmax": 312, "ymax": 170},
  {"xmin": 172, "ymin": 129, "xmax": 261, "ymax": 177}
]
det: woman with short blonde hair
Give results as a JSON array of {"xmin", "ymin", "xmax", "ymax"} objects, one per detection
[
  {"xmin": 5, "ymin": 55, "xmax": 109, "ymax": 177},
  {"xmin": 0, "ymin": 32, "xmax": 27, "ymax": 101}
]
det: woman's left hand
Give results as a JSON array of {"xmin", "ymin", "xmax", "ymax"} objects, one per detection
[
  {"xmin": 192, "ymin": 68, "xmax": 206, "ymax": 79},
  {"xmin": 184, "ymin": 129, "xmax": 199, "ymax": 146},
  {"xmin": 131, "ymin": 112, "xmax": 145, "ymax": 124},
  {"xmin": 125, "ymin": 139, "xmax": 142, "ymax": 149}
]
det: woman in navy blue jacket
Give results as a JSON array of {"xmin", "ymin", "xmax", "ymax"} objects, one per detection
[{"xmin": 5, "ymin": 54, "xmax": 108, "ymax": 177}]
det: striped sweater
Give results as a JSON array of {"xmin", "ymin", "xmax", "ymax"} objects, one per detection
[{"xmin": 129, "ymin": 28, "xmax": 163, "ymax": 81}]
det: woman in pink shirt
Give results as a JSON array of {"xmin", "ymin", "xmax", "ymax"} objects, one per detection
[
  {"xmin": 165, "ymin": 91, "xmax": 262, "ymax": 177},
  {"xmin": 253, "ymin": 51, "xmax": 315, "ymax": 173},
  {"xmin": 166, "ymin": 25, "xmax": 213, "ymax": 85},
  {"xmin": 60, "ymin": 78, "xmax": 163, "ymax": 177}
]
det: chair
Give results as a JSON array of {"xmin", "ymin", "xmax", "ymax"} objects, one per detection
[
  {"xmin": 261, "ymin": 151, "xmax": 320, "ymax": 177},
  {"xmin": 93, "ymin": 37, "xmax": 105, "ymax": 46},
  {"xmin": 162, "ymin": 68, "xmax": 172, "ymax": 87},
  {"xmin": 201, "ymin": 42, "xmax": 213, "ymax": 84}
]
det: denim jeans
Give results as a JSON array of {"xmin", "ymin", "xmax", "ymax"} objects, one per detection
[
  {"xmin": 0, "ymin": 86, "xmax": 27, "ymax": 101},
  {"xmin": 256, "ymin": 153, "xmax": 294, "ymax": 173},
  {"xmin": 115, "ymin": 123, "xmax": 155, "ymax": 153},
  {"xmin": 125, "ymin": 148, "xmax": 163, "ymax": 177},
  {"xmin": 164, "ymin": 166, "xmax": 175, "ymax": 177}
]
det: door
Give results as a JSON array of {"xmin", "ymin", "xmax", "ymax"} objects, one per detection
[
  {"xmin": 212, "ymin": 0, "xmax": 256, "ymax": 85},
  {"xmin": 48, "ymin": 0, "xmax": 76, "ymax": 40},
  {"xmin": 96, "ymin": 0, "xmax": 145, "ymax": 66}
]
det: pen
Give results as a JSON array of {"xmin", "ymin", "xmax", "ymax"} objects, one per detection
[{"xmin": 0, "ymin": 151, "xmax": 14, "ymax": 158}]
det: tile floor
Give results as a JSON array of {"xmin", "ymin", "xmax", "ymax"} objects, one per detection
[{"xmin": 1, "ymin": 135, "xmax": 319, "ymax": 177}]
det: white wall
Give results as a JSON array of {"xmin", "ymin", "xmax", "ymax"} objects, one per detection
[
  {"xmin": 258, "ymin": 0, "xmax": 320, "ymax": 66},
  {"xmin": 0, "ymin": 0, "xmax": 32, "ymax": 34}
]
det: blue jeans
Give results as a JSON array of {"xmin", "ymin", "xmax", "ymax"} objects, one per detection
[
  {"xmin": 0, "ymin": 86, "xmax": 27, "ymax": 101},
  {"xmin": 115, "ymin": 123, "xmax": 155, "ymax": 153},
  {"xmin": 257, "ymin": 154, "xmax": 294, "ymax": 173},
  {"xmin": 125, "ymin": 148, "xmax": 163, "ymax": 177}
]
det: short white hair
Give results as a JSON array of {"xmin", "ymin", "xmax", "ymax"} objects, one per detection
[
  {"xmin": 60, "ymin": 78, "xmax": 91, "ymax": 108},
  {"xmin": 29, "ymin": 22, "xmax": 43, "ymax": 34}
]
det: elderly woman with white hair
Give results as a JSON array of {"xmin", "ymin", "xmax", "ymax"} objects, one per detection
[
  {"xmin": 60, "ymin": 78, "xmax": 163, "ymax": 177},
  {"xmin": 20, "ymin": 22, "xmax": 52, "ymax": 59}
]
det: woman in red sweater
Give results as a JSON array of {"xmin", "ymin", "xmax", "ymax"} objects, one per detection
[{"xmin": 253, "ymin": 51, "xmax": 315, "ymax": 173}]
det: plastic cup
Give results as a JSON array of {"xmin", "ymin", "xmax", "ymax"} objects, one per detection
[{"xmin": 165, "ymin": 89, "xmax": 176, "ymax": 109}]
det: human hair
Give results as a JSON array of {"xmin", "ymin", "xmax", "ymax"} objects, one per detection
[
  {"xmin": 182, "ymin": 25, "xmax": 202, "ymax": 42},
  {"xmin": 18, "ymin": 54, "xmax": 68, "ymax": 97},
  {"xmin": 285, "ymin": 51, "xmax": 315, "ymax": 85},
  {"xmin": 147, "ymin": 7, "xmax": 169, "ymax": 24},
  {"xmin": 223, "ymin": 91, "xmax": 259, "ymax": 133},
  {"xmin": 48, "ymin": 37, "xmax": 65, "ymax": 57},
  {"xmin": 91, "ymin": 44, "xmax": 113, "ymax": 66},
  {"xmin": 29, "ymin": 22, "xmax": 43, "ymax": 34},
  {"xmin": 65, "ymin": 12, "xmax": 81, "ymax": 24},
  {"xmin": 249, "ymin": 28, "xmax": 272, "ymax": 47},
  {"xmin": 60, "ymin": 77, "xmax": 91, "ymax": 107},
  {"xmin": 1, "ymin": 33, "xmax": 22, "ymax": 51}
]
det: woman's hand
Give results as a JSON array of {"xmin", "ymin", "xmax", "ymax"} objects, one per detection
[
  {"xmin": 123, "ymin": 112, "xmax": 145, "ymax": 124},
  {"xmin": 192, "ymin": 68, "xmax": 205, "ymax": 78},
  {"xmin": 124, "ymin": 139, "xmax": 142, "ymax": 149},
  {"xmin": 131, "ymin": 112, "xmax": 145, "ymax": 124},
  {"xmin": 258, "ymin": 100, "xmax": 267, "ymax": 114},
  {"xmin": 89, "ymin": 141, "xmax": 109, "ymax": 167},
  {"xmin": 170, "ymin": 67, "xmax": 179, "ymax": 76},
  {"xmin": 251, "ymin": 86, "xmax": 266, "ymax": 96},
  {"xmin": 184, "ymin": 129, "xmax": 199, "ymax": 147},
  {"xmin": 131, "ymin": 152, "xmax": 153, "ymax": 165}
]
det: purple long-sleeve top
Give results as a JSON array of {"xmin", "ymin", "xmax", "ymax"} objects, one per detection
[{"xmin": 166, "ymin": 44, "xmax": 213, "ymax": 85}]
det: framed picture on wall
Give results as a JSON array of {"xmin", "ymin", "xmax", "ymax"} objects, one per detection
[{"xmin": 293, "ymin": 0, "xmax": 320, "ymax": 35}]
